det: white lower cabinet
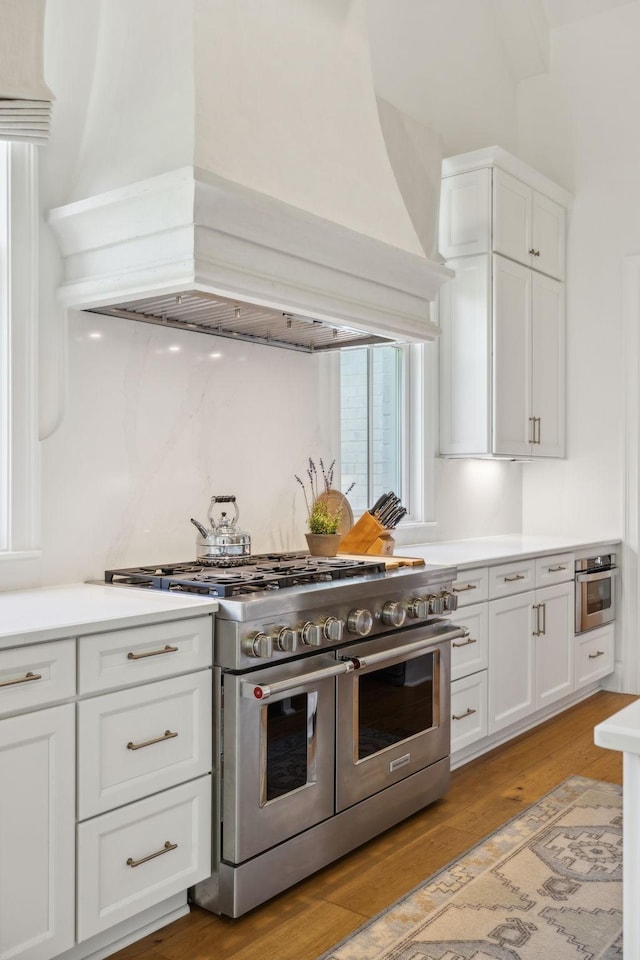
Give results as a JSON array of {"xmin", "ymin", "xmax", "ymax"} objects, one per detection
[
  {"xmin": 535, "ymin": 583, "xmax": 574, "ymax": 709},
  {"xmin": 76, "ymin": 776, "xmax": 211, "ymax": 941},
  {"xmin": 451, "ymin": 672, "xmax": 488, "ymax": 753},
  {"xmin": 488, "ymin": 582, "xmax": 573, "ymax": 734},
  {"xmin": 575, "ymin": 624, "xmax": 615, "ymax": 688},
  {"xmin": 0, "ymin": 610, "xmax": 214, "ymax": 960},
  {"xmin": 448, "ymin": 600, "xmax": 489, "ymax": 756},
  {"xmin": 0, "ymin": 704, "xmax": 75, "ymax": 960},
  {"xmin": 78, "ymin": 671, "xmax": 212, "ymax": 819}
]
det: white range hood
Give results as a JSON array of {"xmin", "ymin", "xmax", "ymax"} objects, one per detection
[{"xmin": 48, "ymin": 0, "xmax": 450, "ymax": 351}]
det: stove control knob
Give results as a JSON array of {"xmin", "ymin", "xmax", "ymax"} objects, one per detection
[
  {"xmin": 407, "ymin": 597, "xmax": 429, "ymax": 619},
  {"xmin": 381, "ymin": 601, "xmax": 406, "ymax": 628},
  {"xmin": 347, "ymin": 609, "xmax": 374, "ymax": 637},
  {"xmin": 443, "ymin": 591, "xmax": 458, "ymax": 612},
  {"xmin": 273, "ymin": 626, "xmax": 298, "ymax": 653},
  {"xmin": 242, "ymin": 631, "xmax": 273, "ymax": 659},
  {"xmin": 301, "ymin": 621, "xmax": 323, "ymax": 646},
  {"xmin": 429, "ymin": 594, "xmax": 446, "ymax": 615},
  {"xmin": 322, "ymin": 616, "xmax": 343, "ymax": 642}
]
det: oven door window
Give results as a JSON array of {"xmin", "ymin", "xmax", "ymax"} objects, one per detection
[
  {"xmin": 584, "ymin": 578, "xmax": 612, "ymax": 617},
  {"xmin": 262, "ymin": 692, "xmax": 317, "ymax": 803},
  {"xmin": 356, "ymin": 650, "xmax": 439, "ymax": 761}
]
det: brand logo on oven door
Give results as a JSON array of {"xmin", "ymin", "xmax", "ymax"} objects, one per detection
[{"xmin": 389, "ymin": 753, "xmax": 411, "ymax": 772}]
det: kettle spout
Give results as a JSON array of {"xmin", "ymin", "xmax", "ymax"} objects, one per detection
[{"xmin": 190, "ymin": 517, "xmax": 210, "ymax": 539}]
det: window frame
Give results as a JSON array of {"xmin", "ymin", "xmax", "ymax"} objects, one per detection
[
  {"xmin": 0, "ymin": 140, "xmax": 41, "ymax": 560},
  {"xmin": 336, "ymin": 339, "xmax": 436, "ymax": 541}
]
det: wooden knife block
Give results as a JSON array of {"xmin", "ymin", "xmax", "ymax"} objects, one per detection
[{"xmin": 338, "ymin": 512, "xmax": 395, "ymax": 557}]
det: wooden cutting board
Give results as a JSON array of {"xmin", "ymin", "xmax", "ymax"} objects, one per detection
[{"xmin": 338, "ymin": 553, "xmax": 425, "ymax": 570}]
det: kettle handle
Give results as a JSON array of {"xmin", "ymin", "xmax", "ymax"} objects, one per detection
[{"xmin": 208, "ymin": 495, "xmax": 239, "ymax": 528}]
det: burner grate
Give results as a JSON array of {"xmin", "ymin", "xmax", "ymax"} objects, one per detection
[{"xmin": 105, "ymin": 553, "xmax": 387, "ymax": 598}]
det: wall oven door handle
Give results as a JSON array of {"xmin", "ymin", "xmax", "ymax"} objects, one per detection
[
  {"xmin": 348, "ymin": 624, "xmax": 467, "ymax": 671},
  {"xmin": 241, "ymin": 658, "xmax": 357, "ymax": 701},
  {"xmin": 576, "ymin": 569, "xmax": 617, "ymax": 584}
]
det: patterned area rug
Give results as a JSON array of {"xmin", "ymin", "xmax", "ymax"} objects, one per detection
[{"xmin": 319, "ymin": 776, "xmax": 623, "ymax": 960}]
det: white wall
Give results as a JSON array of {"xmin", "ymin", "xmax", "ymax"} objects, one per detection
[
  {"xmin": 367, "ymin": 0, "xmax": 519, "ymax": 159},
  {"xmin": 517, "ymin": 2, "xmax": 638, "ymax": 539}
]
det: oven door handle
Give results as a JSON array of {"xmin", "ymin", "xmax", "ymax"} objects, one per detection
[
  {"xmin": 576, "ymin": 569, "xmax": 617, "ymax": 583},
  {"xmin": 240, "ymin": 659, "xmax": 357, "ymax": 701},
  {"xmin": 348, "ymin": 624, "xmax": 468, "ymax": 671}
]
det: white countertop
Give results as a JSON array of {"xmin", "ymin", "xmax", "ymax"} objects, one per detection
[
  {"xmin": 404, "ymin": 534, "xmax": 620, "ymax": 570},
  {"xmin": 0, "ymin": 583, "xmax": 219, "ymax": 649},
  {"xmin": 595, "ymin": 699, "xmax": 640, "ymax": 755}
]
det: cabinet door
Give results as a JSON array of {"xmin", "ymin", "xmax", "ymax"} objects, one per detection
[
  {"xmin": 492, "ymin": 255, "xmax": 532, "ymax": 457},
  {"xmin": 488, "ymin": 592, "xmax": 535, "ymax": 734},
  {"xmin": 492, "ymin": 169, "xmax": 532, "ymax": 268},
  {"xmin": 439, "ymin": 168, "xmax": 491, "ymax": 259},
  {"xmin": 535, "ymin": 583, "xmax": 574, "ymax": 709},
  {"xmin": 531, "ymin": 273, "xmax": 565, "ymax": 457},
  {"xmin": 0, "ymin": 704, "xmax": 75, "ymax": 960},
  {"xmin": 531, "ymin": 191, "xmax": 565, "ymax": 280},
  {"xmin": 439, "ymin": 255, "xmax": 491, "ymax": 455}
]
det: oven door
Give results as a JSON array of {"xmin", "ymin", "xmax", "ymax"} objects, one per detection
[
  {"xmin": 335, "ymin": 622, "xmax": 463, "ymax": 812},
  {"xmin": 222, "ymin": 654, "xmax": 354, "ymax": 864},
  {"xmin": 576, "ymin": 569, "xmax": 617, "ymax": 634}
]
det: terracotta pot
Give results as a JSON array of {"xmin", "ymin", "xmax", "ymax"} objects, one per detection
[{"xmin": 305, "ymin": 533, "xmax": 341, "ymax": 557}]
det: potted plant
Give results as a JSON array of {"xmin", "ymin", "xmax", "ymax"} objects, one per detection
[{"xmin": 295, "ymin": 459, "xmax": 353, "ymax": 556}]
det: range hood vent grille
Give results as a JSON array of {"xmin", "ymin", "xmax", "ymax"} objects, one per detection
[{"xmin": 86, "ymin": 291, "xmax": 390, "ymax": 353}]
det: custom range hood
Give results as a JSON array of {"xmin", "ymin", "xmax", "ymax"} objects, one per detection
[{"xmin": 48, "ymin": 0, "xmax": 450, "ymax": 352}]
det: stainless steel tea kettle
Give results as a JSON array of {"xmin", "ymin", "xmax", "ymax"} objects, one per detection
[{"xmin": 191, "ymin": 495, "xmax": 252, "ymax": 561}]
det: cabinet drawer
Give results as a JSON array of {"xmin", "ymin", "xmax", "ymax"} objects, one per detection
[
  {"xmin": 448, "ymin": 603, "xmax": 488, "ymax": 681},
  {"xmin": 489, "ymin": 560, "xmax": 536, "ymax": 599},
  {"xmin": 0, "ymin": 639, "xmax": 75, "ymax": 717},
  {"xmin": 78, "ymin": 671, "xmax": 212, "ymax": 819},
  {"xmin": 76, "ymin": 776, "xmax": 211, "ymax": 942},
  {"xmin": 452, "ymin": 568, "xmax": 489, "ymax": 606},
  {"xmin": 451, "ymin": 671, "xmax": 487, "ymax": 753},
  {"xmin": 575, "ymin": 625, "xmax": 614, "ymax": 688},
  {"xmin": 78, "ymin": 616, "xmax": 213, "ymax": 693},
  {"xmin": 535, "ymin": 553, "xmax": 574, "ymax": 587}
]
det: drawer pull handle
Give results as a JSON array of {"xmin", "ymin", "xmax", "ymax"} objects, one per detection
[
  {"xmin": 126, "ymin": 840, "xmax": 178, "ymax": 868},
  {"xmin": 548, "ymin": 565, "xmax": 566, "ymax": 572},
  {"xmin": 588, "ymin": 650, "xmax": 605, "ymax": 660},
  {"xmin": 452, "ymin": 707, "xmax": 477, "ymax": 721},
  {"xmin": 504, "ymin": 574, "xmax": 525, "ymax": 582},
  {"xmin": 0, "ymin": 671, "xmax": 42, "ymax": 688},
  {"xmin": 127, "ymin": 729, "xmax": 178, "ymax": 751},
  {"xmin": 127, "ymin": 644, "xmax": 179, "ymax": 661},
  {"xmin": 453, "ymin": 584, "xmax": 477, "ymax": 593},
  {"xmin": 452, "ymin": 637, "xmax": 478, "ymax": 648}
]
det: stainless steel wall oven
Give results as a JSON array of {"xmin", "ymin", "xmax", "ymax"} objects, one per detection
[
  {"xmin": 575, "ymin": 553, "xmax": 617, "ymax": 634},
  {"xmin": 106, "ymin": 554, "xmax": 464, "ymax": 918}
]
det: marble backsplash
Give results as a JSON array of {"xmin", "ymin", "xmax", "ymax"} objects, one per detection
[{"xmin": 2, "ymin": 309, "xmax": 523, "ymax": 590}]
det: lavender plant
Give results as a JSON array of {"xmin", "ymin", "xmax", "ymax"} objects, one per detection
[{"xmin": 294, "ymin": 458, "xmax": 354, "ymax": 534}]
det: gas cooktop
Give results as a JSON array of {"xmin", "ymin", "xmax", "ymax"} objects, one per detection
[{"xmin": 105, "ymin": 553, "xmax": 387, "ymax": 598}]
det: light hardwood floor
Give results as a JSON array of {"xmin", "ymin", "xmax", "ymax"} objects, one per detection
[{"xmin": 111, "ymin": 690, "xmax": 634, "ymax": 960}]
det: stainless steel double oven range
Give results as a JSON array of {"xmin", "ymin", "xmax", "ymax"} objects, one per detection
[{"xmin": 106, "ymin": 554, "xmax": 464, "ymax": 917}]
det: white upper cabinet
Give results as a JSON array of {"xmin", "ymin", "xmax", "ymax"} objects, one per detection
[
  {"xmin": 438, "ymin": 147, "xmax": 570, "ymax": 460},
  {"xmin": 493, "ymin": 168, "xmax": 565, "ymax": 280},
  {"xmin": 439, "ymin": 168, "xmax": 491, "ymax": 259},
  {"xmin": 439, "ymin": 149, "xmax": 568, "ymax": 282},
  {"xmin": 493, "ymin": 256, "xmax": 565, "ymax": 458}
]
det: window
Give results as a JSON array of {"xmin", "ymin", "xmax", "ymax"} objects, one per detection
[
  {"xmin": 340, "ymin": 342, "xmax": 434, "ymax": 526},
  {"xmin": 0, "ymin": 141, "xmax": 40, "ymax": 557}
]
